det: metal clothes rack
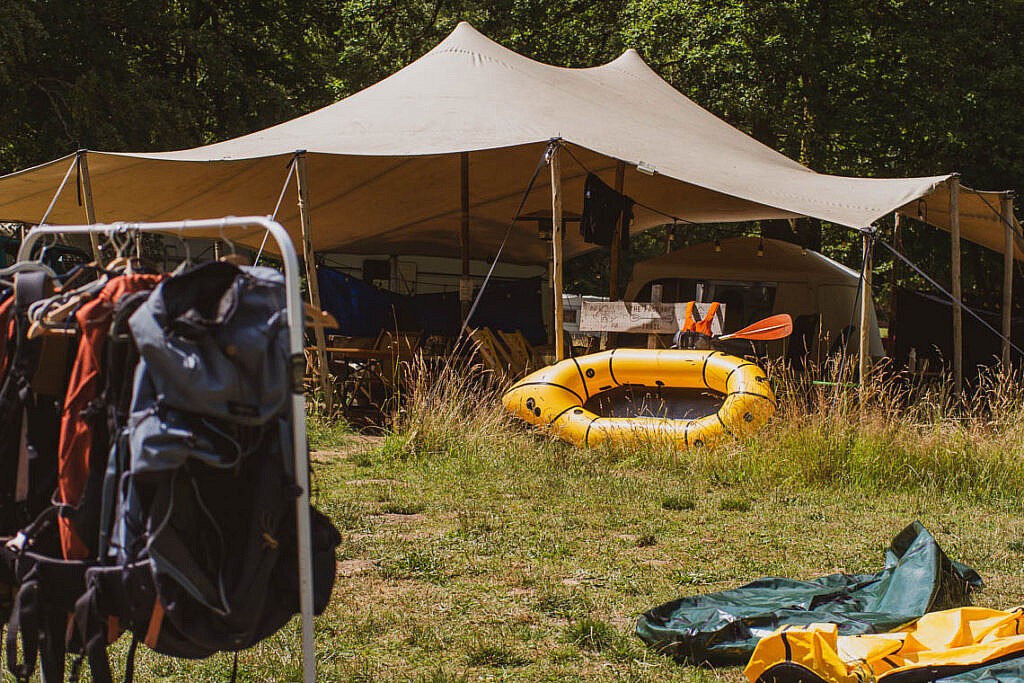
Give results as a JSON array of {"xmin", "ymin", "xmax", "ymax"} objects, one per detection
[{"xmin": 17, "ymin": 216, "xmax": 318, "ymax": 683}]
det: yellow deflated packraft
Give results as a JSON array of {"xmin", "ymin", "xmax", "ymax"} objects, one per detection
[
  {"xmin": 502, "ymin": 349, "xmax": 775, "ymax": 448},
  {"xmin": 745, "ymin": 607, "xmax": 1024, "ymax": 683}
]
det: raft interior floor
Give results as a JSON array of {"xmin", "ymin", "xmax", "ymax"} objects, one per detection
[{"xmin": 583, "ymin": 386, "xmax": 723, "ymax": 420}]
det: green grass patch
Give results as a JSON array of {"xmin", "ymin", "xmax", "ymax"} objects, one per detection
[
  {"xmin": 661, "ymin": 494, "xmax": 697, "ymax": 511},
  {"xmin": 119, "ymin": 361, "xmax": 1024, "ymax": 681},
  {"xmin": 720, "ymin": 496, "xmax": 752, "ymax": 512},
  {"xmin": 465, "ymin": 638, "xmax": 531, "ymax": 667}
]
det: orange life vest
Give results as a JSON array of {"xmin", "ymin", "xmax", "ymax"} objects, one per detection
[{"xmin": 682, "ymin": 301, "xmax": 720, "ymax": 336}]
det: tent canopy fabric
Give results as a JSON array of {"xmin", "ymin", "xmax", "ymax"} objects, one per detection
[
  {"xmin": 625, "ymin": 236, "xmax": 884, "ymax": 356},
  {"xmin": 0, "ymin": 22, "xmax": 1013, "ymax": 262}
]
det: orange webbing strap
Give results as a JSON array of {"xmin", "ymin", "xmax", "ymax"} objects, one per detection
[{"xmin": 144, "ymin": 599, "xmax": 164, "ymax": 649}]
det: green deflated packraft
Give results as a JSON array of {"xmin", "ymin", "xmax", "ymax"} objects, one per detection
[{"xmin": 636, "ymin": 522, "xmax": 982, "ymax": 665}]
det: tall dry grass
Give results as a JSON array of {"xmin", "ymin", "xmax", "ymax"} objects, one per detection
[{"xmin": 332, "ymin": 350, "xmax": 1024, "ymax": 504}]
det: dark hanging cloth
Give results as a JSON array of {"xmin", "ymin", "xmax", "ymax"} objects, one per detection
[
  {"xmin": 316, "ymin": 266, "xmax": 547, "ymax": 343},
  {"xmin": 581, "ymin": 173, "xmax": 634, "ymax": 250}
]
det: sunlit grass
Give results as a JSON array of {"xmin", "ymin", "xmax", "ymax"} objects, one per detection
[{"xmin": 116, "ymin": 353, "xmax": 1024, "ymax": 681}]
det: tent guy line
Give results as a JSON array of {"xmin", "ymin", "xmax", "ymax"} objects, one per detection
[
  {"xmin": 255, "ymin": 153, "xmax": 299, "ymax": 264},
  {"xmin": 38, "ymin": 155, "xmax": 78, "ymax": 227},
  {"xmin": 455, "ymin": 141, "xmax": 552, "ymax": 345},
  {"xmin": 877, "ymin": 237, "xmax": 1024, "ymax": 358},
  {"xmin": 967, "ymin": 186, "xmax": 1022, "ymax": 246}
]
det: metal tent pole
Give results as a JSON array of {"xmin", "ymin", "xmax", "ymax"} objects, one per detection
[{"xmin": 18, "ymin": 216, "xmax": 317, "ymax": 683}]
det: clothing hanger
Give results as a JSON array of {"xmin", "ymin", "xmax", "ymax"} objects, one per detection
[
  {"xmin": 217, "ymin": 221, "xmax": 251, "ymax": 267},
  {"xmin": 170, "ymin": 226, "xmax": 196, "ymax": 275},
  {"xmin": 104, "ymin": 228, "xmax": 136, "ymax": 275},
  {"xmin": 0, "ymin": 261, "xmax": 59, "ymax": 288}
]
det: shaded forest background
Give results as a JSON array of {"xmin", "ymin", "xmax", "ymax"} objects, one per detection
[{"xmin": 1, "ymin": 0, "xmax": 1022, "ymax": 315}]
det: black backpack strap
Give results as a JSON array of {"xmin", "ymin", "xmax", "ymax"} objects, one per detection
[
  {"xmin": 70, "ymin": 581, "xmax": 113, "ymax": 683},
  {"xmin": 5, "ymin": 574, "xmax": 39, "ymax": 682},
  {"xmin": 122, "ymin": 634, "xmax": 138, "ymax": 683},
  {"xmin": 3, "ymin": 558, "xmax": 67, "ymax": 683}
]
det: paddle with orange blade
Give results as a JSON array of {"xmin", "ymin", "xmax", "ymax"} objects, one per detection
[{"xmin": 717, "ymin": 313, "xmax": 793, "ymax": 341}]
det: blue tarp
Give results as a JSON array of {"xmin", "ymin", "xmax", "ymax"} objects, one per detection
[{"xmin": 316, "ymin": 266, "xmax": 546, "ymax": 343}]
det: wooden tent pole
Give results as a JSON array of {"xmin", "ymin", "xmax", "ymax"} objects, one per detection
[
  {"xmin": 295, "ymin": 151, "xmax": 333, "ymax": 413},
  {"xmin": 950, "ymin": 177, "xmax": 962, "ymax": 397},
  {"xmin": 889, "ymin": 211, "xmax": 901, "ymax": 353},
  {"xmin": 1002, "ymin": 193, "xmax": 1015, "ymax": 367},
  {"xmin": 460, "ymin": 151, "xmax": 471, "ymax": 323},
  {"xmin": 76, "ymin": 151, "xmax": 103, "ymax": 262},
  {"xmin": 550, "ymin": 143, "xmax": 565, "ymax": 361},
  {"xmin": 609, "ymin": 160, "xmax": 625, "ymax": 300},
  {"xmin": 604, "ymin": 160, "xmax": 626, "ymax": 350},
  {"xmin": 859, "ymin": 230, "xmax": 873, "ymax": 394}
]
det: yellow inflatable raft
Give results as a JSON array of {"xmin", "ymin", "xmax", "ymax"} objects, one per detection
[{"xmin": 502, "ymin": 349, "xmax": 775, "ymax": 448}]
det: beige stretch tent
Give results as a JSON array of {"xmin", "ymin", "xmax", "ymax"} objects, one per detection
[
  {"xmin": 625, "ymin": 236, "xmax": 884, "ymax": 358},
  {"xmin": 0, "ymin": 21, "xmax": 1012, "ymax": 259},
  {"xmin": 0, "ymin": 21, "xmax": 1015, "ymax": 393}
]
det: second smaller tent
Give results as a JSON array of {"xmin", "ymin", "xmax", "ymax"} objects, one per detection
[{"xmin": 625, "ymin": 237, "xmax": 883, "ymax": 358}]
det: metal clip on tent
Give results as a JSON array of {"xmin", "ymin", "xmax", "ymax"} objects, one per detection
[{"xmin": 16, "ymin": 216, "xmax": 319, "ymax": 683}]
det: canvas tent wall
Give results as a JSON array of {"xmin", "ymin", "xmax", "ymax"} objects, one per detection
[{"xmin": 625, "ymin": 237, "xmax": 883, "ymax": 358}]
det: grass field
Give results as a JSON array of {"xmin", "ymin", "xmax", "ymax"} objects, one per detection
[{"xmin": 123, "ymin": 361, "xmax": 1024, "ymax": 681}]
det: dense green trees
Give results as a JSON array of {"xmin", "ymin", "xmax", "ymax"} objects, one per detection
[{"xmin": 2, "ymin": 0, "xmax": 1021, "ymax": 304}]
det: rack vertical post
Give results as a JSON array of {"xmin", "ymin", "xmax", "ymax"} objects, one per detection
[{"xmin": 18, "ymin": 216, "xmax": 318, "ymax": 683}]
